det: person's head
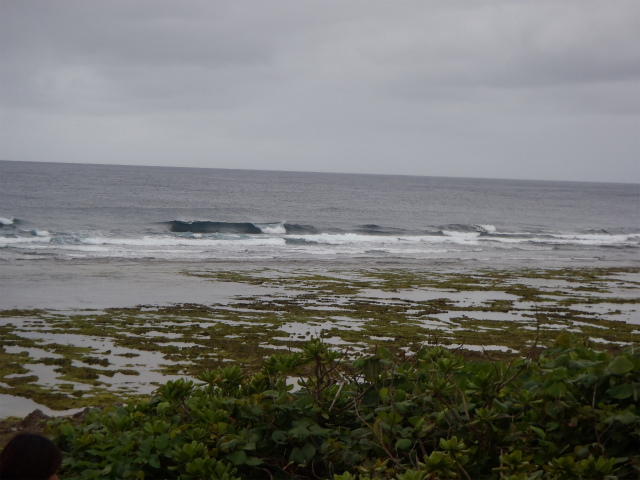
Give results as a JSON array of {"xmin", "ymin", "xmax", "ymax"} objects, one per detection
[{"xmin": 0, "ymin": 433, "xmax": 61, "ymax": 480}]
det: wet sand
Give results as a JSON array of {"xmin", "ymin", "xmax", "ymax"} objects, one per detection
[{"xmin": 2, "ymin": 256, "xmax": 636, "ymax": 310}]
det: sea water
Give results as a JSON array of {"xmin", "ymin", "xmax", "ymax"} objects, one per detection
[{"xmin": 1, "ymin": 160, "xmax": 638, "ymax": 266}]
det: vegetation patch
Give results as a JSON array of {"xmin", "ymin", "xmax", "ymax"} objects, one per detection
[{"xmin": 47, "ymin": 339, "xmax": 640, "ymax": 479}]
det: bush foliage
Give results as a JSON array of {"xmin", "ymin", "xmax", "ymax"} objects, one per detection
[{"xmin": 49, "ymin": 338, "xmax": 639, "ymax": 479}]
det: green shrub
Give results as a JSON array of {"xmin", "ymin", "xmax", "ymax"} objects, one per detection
[{"xmin": 48, "ymin": 338, "xmax": 639, "ymax": 479}]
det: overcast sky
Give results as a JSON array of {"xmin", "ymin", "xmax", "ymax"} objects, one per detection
[{"xmin": 1, "ymin": 1, "xmax": 638, "ymax": 183}]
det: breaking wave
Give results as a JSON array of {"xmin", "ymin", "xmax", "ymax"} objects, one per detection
[
  {"xmin": 167, "ymin": 221, "xmax": 262, "ymax": 234},
  {"xmin": 165, "ymin": 220, "xmax": 318, "ymax": 235},
  {"xmin": 1, "ymin": 218, "xmax": 637, "ymax": 261}
]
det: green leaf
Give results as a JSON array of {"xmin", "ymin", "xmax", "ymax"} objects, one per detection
[
  {"xmin": 289, "ymin": 425, "xmax": 311, "ymax": 440},
  {"xmin": 607, "ymin": 356, "xmax": 634, "ymax": 375},
  {"xmin": 271, "ymin": 430, "xmax": 287, "ymax": 444},
  {"xmin": 378, "ymin": 347, "xmax": 393, "ymax": 360},
  {"xmin": 59, "ymin": 423, "xmax": 75, "ymax": 438},
  {"xmin": 608, "ymin": 383, "xmax": 634, "ymax": 399},
  {"xmin": 573, "ymin": 374, "xmax": 598, "ymax": 388},
  {"xmin": 529, "ymin": 426, "xmax": 546, "ymax": 439},
  {"xmin": 379, "ymin": 387, "xmax": 390, "ymax": 401},
  {"xmin": 308, "ymin": 425, "xmax": 331, "ymax": 437},
  {"xmin": 148, "ymin": 454, "xmax": 160, "ymax": 469},
  {"xmin": 396, "ymin": 438, "xmax": 413, "ymax": 450},
  {"xmin": 547, "ymin": 422, "xmax": 560, "ymax": 432},
  {"xmin": 244, "ymin": 455, "xmax": 263, "ymax": 466},
  {"xmin": 290, "ymin": 447, "xmax": 306, "ymax": 465},
  {"xmin": 295, "ymin": 395, "xmax": 315, "ymax": 410},
  {"xmin": 547, "ymin": 381, "xmax": 567, "ymax": 399},
  {"xmin": 605, "ymin": 412, "xmax": 637, "ymax": 425},
  {"xmin": 219, "ymin": 438, "xmax": 238, "ymax": 452},
  {"xmin": 139, "ymin": 435, "xmax": 154, "ymax": 455},
  {"xmin": 100, "ymin": 465, "xmax": 113, "ymax": 476},
  {"xmin": 228, "ymin": 450, "xmax": 247, "ymax": 466},
  {"xmin": 156, "ymin": 402, "xmax": 171, "ymax": 416},
  {"xmin": 302, "ymin": 443, "xmax": 317, "ymax": 461},
  {"xmin": 155, "ymin": 433, "xmax": 169, "ymax": 453}
]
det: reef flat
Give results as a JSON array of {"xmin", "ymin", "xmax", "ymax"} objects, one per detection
[{"xmin": 0, "ymin": 266, "xmax": 638, "ymax": 415}]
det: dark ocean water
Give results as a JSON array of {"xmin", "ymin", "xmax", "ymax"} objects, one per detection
[{"xmin": 1, "ymin": 160, "xmax": 638, "ymax": 265}]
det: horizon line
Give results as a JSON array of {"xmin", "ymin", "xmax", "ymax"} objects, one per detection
[{"xmin": 1, "ymin": 158, "xmax": 638, "ymax": 187}]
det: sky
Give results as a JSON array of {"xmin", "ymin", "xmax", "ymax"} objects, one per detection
[{"xmin": 0, "ymin": 0, "xmax": 638, "ymax": 183}]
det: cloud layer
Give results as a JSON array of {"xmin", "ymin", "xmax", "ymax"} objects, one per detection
[{"xmin": 1, "ymin": 0, "xmax": 638, "ymax": 182}]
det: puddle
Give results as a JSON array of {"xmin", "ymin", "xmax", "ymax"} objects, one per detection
[
  {"xmin": 279, "ymin": 319, "xmax": 368, "ymax": 337},
  {"xmin": 571, "ymin": 320, "xmax": 608, "ymax": 330},
  {"xmin": 146, "ymin": 331, "xmax": 183, "ymax": 339},
  {"xmin": 431, "ymin": 311, "xmax": 528, "ymax": 323},
  {"xmin": 286, "ymin": 376, "xmax": 304, "ymax": 393},
  {"xmin": 258, "ymin": 344, "xmax": 302, "ymax": 352},
  {"xmin": 567, "ymin": 304, "xmax": 639, "ymax": 323},
  {"xmin": 0, "ymin": 393, "xmax": 86, "ymax": 418},
  {"xmin": 6, "ymin": 330, "xmax": 191, "ymax": 394},
  {"xmin": 589, "ymin": 337, "xmax": 633, "ymax": 345},
  {"xmin": 3, "ymin": 345, "xmax": 64, "ymax": 360},
  {"xmin": 451, "ymin": 344, "xmax": 513, "ymax": 352}
]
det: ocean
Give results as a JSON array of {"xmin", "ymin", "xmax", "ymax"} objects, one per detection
[{"xmin": 1, "ymin": 160, "xmax": 638, "ymax": 266}]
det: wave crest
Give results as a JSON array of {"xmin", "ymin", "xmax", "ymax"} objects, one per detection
[
  {"xmin": 167, "ymin": 221, "xmax": 262, "ymax": 234},
  {"xmin": 165, "ymin": 220, "xmax": 318, "ymax": 235}
]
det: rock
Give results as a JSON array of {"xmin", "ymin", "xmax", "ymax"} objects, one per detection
[{"xmin": 18, "ymin": 409, "xmax": 51, "ymax": 431}]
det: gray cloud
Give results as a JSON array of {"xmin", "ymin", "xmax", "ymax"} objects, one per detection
[{"xmin": 1, "ymin": 0, "xmax": 638, "ymax": 182}]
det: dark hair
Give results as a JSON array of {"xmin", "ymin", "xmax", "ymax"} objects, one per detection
[{"xmin": 0, "ymin": 433, "xmax": 62, "ymax": 480}]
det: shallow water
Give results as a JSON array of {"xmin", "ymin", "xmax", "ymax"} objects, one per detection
[
  {"xmin": 0, "ymin": 393, "xmax": 85, "ymax": 418},
  {"xmin": 0, "ymin": 261, "xmax": 272, "ymax": 310}
]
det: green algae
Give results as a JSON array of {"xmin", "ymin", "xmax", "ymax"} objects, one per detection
[{"xmin": 0, "ymin": 266, "xmax": 638, "ymax": 413}]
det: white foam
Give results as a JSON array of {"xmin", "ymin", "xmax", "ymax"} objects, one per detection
[
  {"xmin": 48, "ymin": 244, "xmax": 112, "ymax": 252},
  {"xmin": 0, "ymin": 217, "xmax": 14, "ymax": 226},
  {"xmin": 481, "ymin": 237, "xmax": 530, "ymax": 244},
  {"xmin": 441, "ymin": 231, "xmax": 480, "ymax": 244},
  {"xmin": 289, "ymin": 233, "xmax": 400, "ymax": 245},
  {"xmin": 477, "ymin": 224, "xmax": 497, "ymax": 232},
  {"xmin": 442, "ymin": 230, "xmax": 480, "ymax": 239},
  {"xmin": 80, "ymin": 235, "xmax": 286, "ymax": 247},
  {"xmin": 260, "ymin": 223, "xmax": 286, "ymax": 234},
  {"xmin": 288, "ymin": 234, "xmax": 471, "ymax": 249},
  {"xmin": 4, "ymin": 226, "xmax": 637, "ymax": 263},
  {"xmin": 0, "ymin": 236, "xmax": 51, "ymax": 245},
  {"xmin": 535, "ymin": 233, "xmax": 636, "ymax": 246}
]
